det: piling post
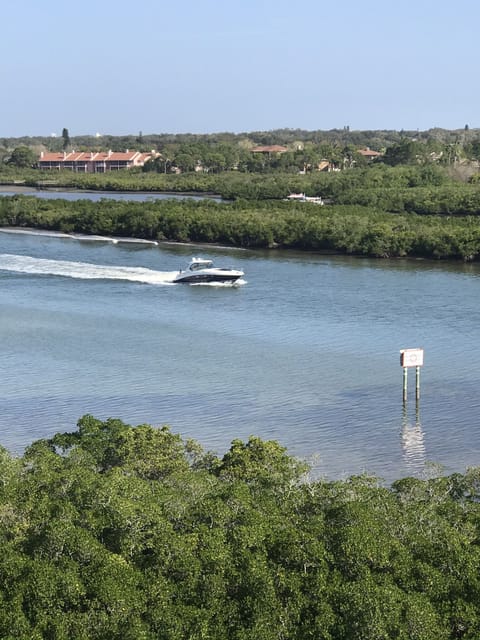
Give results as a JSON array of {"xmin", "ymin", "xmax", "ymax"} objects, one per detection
[
  {"xmin": 400, "ymin": 348, "xmax": 424, "ymax": 405},
  {"xmin": 403, "ymin": 367, "xmax": 408, "ymax": 404}
]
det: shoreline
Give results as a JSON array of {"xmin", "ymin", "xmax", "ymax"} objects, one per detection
[
  {"xmin": 0, "ymin": 226, "xmax": 159, "ymax": 246},
  {"xmin": 0, "ymin": 184, "xmax": 223, "ymax": 199},
  {"xmin": 0, "ymin": 185, "xmax": 38, "ymax": 193},
  {"xmin": 0, "ymin": 225, "xmax": 473, "ymax": 266}
]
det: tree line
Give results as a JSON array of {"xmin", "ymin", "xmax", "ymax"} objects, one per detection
[
  {"xmin": 2, "ymin": 191, "xmax": 480, "ymax": 260},
  {"xmin": 3, "ymin": 127, "xmax": 480, "ymax": 176},
  {"xmin": 1, "ymin": 162, "xmax": 480, "ymax": 203}
]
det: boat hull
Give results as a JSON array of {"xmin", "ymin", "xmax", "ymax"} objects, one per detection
[
  {"xmin": 174, "ymin": 273, "xmax": 242, "ymax": 284},
  {"xmin": 174, "ymin": 258, "xmax": 244, "ymax": 284}
]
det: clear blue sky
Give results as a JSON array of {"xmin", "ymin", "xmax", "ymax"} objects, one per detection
[{"xmin": 2, "ymin": 0, "xmax": 478, "ymax": 137}]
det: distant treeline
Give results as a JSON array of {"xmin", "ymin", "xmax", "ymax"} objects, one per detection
[
  {"xmin": 2, "ymin": 164, "xmax": 480, "ymax": 209},
  {"xmin": 3, "ymin": 126, "xmax": 480, "ymax": 176},
  {"xmin": 1, "ymin": 165, "xmax": 480, "ymax": 259},
  {"xmin": 2, "ymin": 189, "xmax": 480, "ymax": 260},
  {"xmin": 2, "ymin": 124, "xmax": 479, "ymax": 152},
  {"xmin": 0, "ymin": 416, "xmax": 480, "ymax": 639}
]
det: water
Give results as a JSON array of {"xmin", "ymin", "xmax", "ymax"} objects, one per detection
[
  {"xmin": 0, "ymin": 187, "xmax": 221, "ymax": 202},
  {"xmin": 1, "ymin": 227, "xmax": 480, "ymax": 482}
]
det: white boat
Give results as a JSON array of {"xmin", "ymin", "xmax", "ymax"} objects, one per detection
[
  {"xmin": 285, "ymin": 192, "xmax": 324, "ymax": 205},
  {"xmin": 173, "ymin": 257, "xmax": 244, "ymax": 284}
]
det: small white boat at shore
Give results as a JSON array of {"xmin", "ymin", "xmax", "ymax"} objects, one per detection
[
  {"xmin": 173, "ymin": 257, "xmax": 244, "ymax": 284},
  {"xmin": 285, "ymin": 193, "xmax": 324, "ymax": 205}
]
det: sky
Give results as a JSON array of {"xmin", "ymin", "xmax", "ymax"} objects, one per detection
[{"xmin": 2, "ymin": 0, "xmax": 479, "ymax": 137}]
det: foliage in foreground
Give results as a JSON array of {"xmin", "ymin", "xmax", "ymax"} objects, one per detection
[{"xmin": 1, "ymin": 415, "xmax": 480, "ymax": 639}]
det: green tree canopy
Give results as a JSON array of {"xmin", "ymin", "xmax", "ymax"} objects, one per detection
[
  {"xmin": 1, "ymin": 418, "xmax": 480, "ymax": 637},
  {"xmin": 62, "ymin": 127, "xmax": 70, "ymax": 151},
  {"xmin": 7, "ymin": 146, "xmax": 37, "ymax": 168}
]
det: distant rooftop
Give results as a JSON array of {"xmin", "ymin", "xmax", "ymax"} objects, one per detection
[
  {"xmin": 357, "ymin": 147, "xmax": 382, "ymax": 157},
  {"xmin": 38, "ymin": 150, "xmax": 155, "ymax": 173},
  {"xmin": 251, "ymin": 145, "xmax": 288, "ymax": 154}
]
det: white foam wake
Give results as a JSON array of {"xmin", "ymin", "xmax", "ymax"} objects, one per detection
[
  {"xmin": 0, "ymin": 227, "xmax": 158, "ymax": 245},
  {"xmin": 0, "ymin": 254, "xmax": 176, "ymax": 285},
  {"xmin": 189, "ymin": 278, "xmax": 247, "ymax": 287}
]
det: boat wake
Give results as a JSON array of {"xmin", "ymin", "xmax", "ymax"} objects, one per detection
[
  {"xmin": 0, "ymin": 254, "xmax": 246, "ymax": 286},
  {"xmin": 189, "ymin": 278, "xmax": 246, "ymax": 287},
  {"xmin": 0, "ymin": 227, "xmax": 158, "ymax": 245},
  {"xmin": 0, "ymin": 254, "xmax": 177, "ymax": 285}
]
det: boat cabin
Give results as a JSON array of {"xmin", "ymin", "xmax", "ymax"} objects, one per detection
[{"xmin": 188, "ymin": 258, "xmax": 214, "ymax": 271}]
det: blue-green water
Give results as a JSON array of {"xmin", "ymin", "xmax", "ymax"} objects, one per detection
[{"xmin": 1, "ymin": 227, "xmax": 480, "ymax": 482}]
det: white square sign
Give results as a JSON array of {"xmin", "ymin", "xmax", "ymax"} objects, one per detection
[{"xmin": 400, "ymin": 348, "xmax": 424, "ymax": 368}]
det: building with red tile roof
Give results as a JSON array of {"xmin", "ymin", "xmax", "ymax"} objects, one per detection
[
  {"xmin": 251, "ymin": 145, "xmax": 288, "ymax": 155},
  {"xmin": 38, "ymin": 150, "xmax": 155, "ymax": 172},
  {"xmin": 357, "ymin": 147, "xmax": 383, "ymax": 158}
]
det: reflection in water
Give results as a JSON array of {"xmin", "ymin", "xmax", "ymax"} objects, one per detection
[{"xmin": 401, "ymin": 404, "xmax": 426, "ymax": 472}]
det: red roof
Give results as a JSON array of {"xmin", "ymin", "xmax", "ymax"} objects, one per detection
[
  {"xmin": 251, "ymin": 145, "xmax": 288, "ymax": 153},
  {"xmin": 357, "ymin": 148, "xmax": 382, "ymax": 157},
  {"xmin": 102, "ymin": 151, "xmax": 139, "ymax": 161},
  {"xmin": 39, "ymin": 150, "xmax": 145, "ymax": 162}
]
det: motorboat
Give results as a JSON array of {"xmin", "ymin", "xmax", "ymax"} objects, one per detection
[{"xmin": 173, "ymin": 257, "xmax": 244, "ymax": 284}]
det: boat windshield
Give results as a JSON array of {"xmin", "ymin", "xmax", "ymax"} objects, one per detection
[{"xmin": 189, "ymin": 260, "xmax": 213, "ymax": 271}]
